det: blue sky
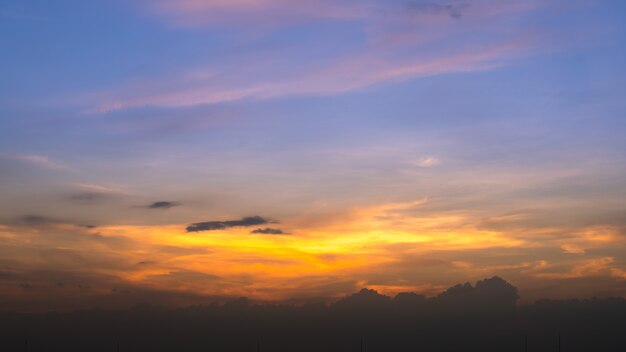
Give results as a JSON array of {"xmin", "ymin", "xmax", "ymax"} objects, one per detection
[{"xmin": 1, "ymin": 0, "xmax": 626, "ymax": 308}]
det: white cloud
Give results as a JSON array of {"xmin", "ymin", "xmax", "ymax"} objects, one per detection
[{"xmin": 414, "ymin": 156, "xmax": 442, "ymax": 168}]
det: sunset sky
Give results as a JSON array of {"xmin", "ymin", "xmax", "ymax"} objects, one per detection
[{"xmin": 1, "ymin": 0, "xmax": 626, "ymax": 310}]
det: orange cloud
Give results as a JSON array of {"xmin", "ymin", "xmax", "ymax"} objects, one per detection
[{"xmin": 1, "ymin": 196, "xmax": 624, "ymax": 304}]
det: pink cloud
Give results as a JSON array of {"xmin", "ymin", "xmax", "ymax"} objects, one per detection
[
  {"xmin": 88, "ymin": 37, "xmax": 532, "ymax": 112},
  {"xmin": 144, "ymin": 0, "xmax": 541, "ymax": 28},
  {"xmin": 83, "ymin": 0, "xmax": 548, "ymax": 112},
  {"xmin": 145, "ymin": 0, "xmax": 369, "ymax": 27}
]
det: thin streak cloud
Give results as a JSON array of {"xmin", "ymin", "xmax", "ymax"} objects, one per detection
[
  {"xmin": 414, "ymin": 156, "xmax": 442, "ymax": 167},
  {"xmin": 251, "ymin": 228, "xmax": 288, "ymax": 235},
  {"xmin": 90, "ymin": 39, "xmax": 530, "ymax": 113},
  {"xmin": 0, "ymin": 151, "xmax": 70, "ymax": 171},
  {"xmin": 145, "ymin": 0, "xmax": 368, "ymax": 27},
  {"xmin": 147, "ymin": 201, "xmax": 181, "ymax": 209},
  {"xmin": 84, "ymin": 0, "xmax": 544, "ymax": 113},
  {"xmin": 186, "ymin": 216, "xmax": 272, "ymax": 232},
  {"xmin": 144, "ymin": 0, "xmax": 540, "ymax": 28}
]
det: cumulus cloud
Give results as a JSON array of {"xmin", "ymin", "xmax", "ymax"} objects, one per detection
[
  {"xmin": 251, "ymin": 228, "xmax": 287, "ymax": 235},
  {"xmin": 147, "ymin": 201, "xmax": 181, "ymax": 209},
  {"xmin": 186, "ymin": 216, "xmax": 271, "ymax": 232}
]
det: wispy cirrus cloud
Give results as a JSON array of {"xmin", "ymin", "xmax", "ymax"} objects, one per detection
[
  {"xmin": 143, "ymin": 0, "xmax": 541, "ymax": 28},
  {"xmin": 0, "ymin": 151, "xmax": 71, "ymax": 171},
  {"xmin": 72, "ymin": 183, "xmax": 126, "ymax": 194},
  {"xmin": 413, "ymin": 156, "xmax": 442, "ymax": 168},
  {"xmin": 65, "ymin": 183, "xmax": 129, "ymax": 204},
  {"xmin": 82, "ymin": 0, "xmax": 548, "ymax": 113},
  {"xmin": 89, "ymin": 38, "xmax": 532, "ymax": 113},
  {"xmin": 144, "ymin": 0, "xmax": 369, "ymax": 27}
]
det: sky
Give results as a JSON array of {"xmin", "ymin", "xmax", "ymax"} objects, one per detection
[{"xmin": 1, "ymin": 0, "xmax": 626, "ymax": 310}]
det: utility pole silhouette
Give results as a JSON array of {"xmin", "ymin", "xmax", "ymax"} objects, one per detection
[
  {"xmin": 558, "ymin": 333, "xmax": 561, "ymax": 352},
  {"xmin": 525, "ymin": 335, "xmax": 528, "ymax": 352}
]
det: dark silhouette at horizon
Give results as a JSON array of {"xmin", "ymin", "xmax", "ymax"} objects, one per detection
[{"xmin": 3, "ymin": 277, "xmax": 625, "ymax": 351}]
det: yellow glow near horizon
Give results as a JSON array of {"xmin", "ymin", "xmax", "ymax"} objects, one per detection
[
  {"xmin": 87, "ymin": 200, "xmax": 530, "ymax": 299},
  {"xmin": 2, "ymin": 198, "xmax": 622, "ymax": 303}
]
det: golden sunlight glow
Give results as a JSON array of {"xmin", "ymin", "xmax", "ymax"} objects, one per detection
[{"xmin": 76, "ymin": 200, "xmax": 534, "ymax": 299}]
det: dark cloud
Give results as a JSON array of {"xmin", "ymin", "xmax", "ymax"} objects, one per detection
[
  {"xmin": 251, "ymin": 228, "xmax": 287, "ymax": 235},
  {"xmin": 406, "ymin": 1, "xmax": 470, "ymax": 19},
  {"xmin": 68, "ymin": 192, "xmax": 106, "ymax": 202},
  {"xmin": 186, "ymin": 216, "xmax": 271, "ymax": 232},
  {"xmin": 12, "ymin": 214, "xmax": 102, "ymax": 238},
  {"xmin": 147, "ymin": 201, "xmax": 181, "ymax": 209},
  {"xmin": 1, "ymin": 279, "xmax": 625, "ymax": 351},
  {"xmin": 112, "ymin": 288, "xmax": 131, "ymax": 294},
  {"xmin": 17, "ymin": 215, "xmax": 97, "ymax": 230},
  {"xmin": 0, "ymin": 270, "xmax": 17, "ymax": 280},
  {"xmin": 333, "ymin": 288, "xmax": 391, "ymax": 308},
  {"xmin": 0, "ymin": 269, "xmax": 234, "ymax": 312},
  {"xmin": 19, "ymin": 215, "xmax": 58, "ymax": 225}
]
